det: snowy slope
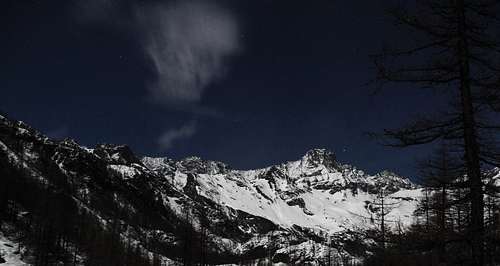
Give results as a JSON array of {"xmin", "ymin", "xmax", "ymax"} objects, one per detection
[{"xmin": 0, "ymin": 232, "xmax": 27, "ymax": 266}]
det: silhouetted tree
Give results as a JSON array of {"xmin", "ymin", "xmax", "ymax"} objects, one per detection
[
  {"xmin": 198, "ymin": 206, "xmax": 209, "ymax": 266},
  {"xmin": 417, "ymin": 143, "xmax": 464, "ymax": 263},
  {"xmin": 372, "ymin": 0, "xmax": 500, "ymax": 264},
  {"xmin": 370, "ymin": 187, "xmax": 400, "ymax": 260},
  {"xmin": 181, "ymin": 207, "xmax": 193, "ymax": 266}
]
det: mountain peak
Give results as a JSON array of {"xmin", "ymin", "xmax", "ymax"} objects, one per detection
[
  {"xmin": 93, "ymin": 144, "xmax": 141, "ymax": 165},
  {"xmin": 301, "ymin": 148, "xmax": 337, "ymax": 169},
  {"xmin": 178, "ymin": 156, "xmax": 229, "ymax": 175},
  {"xmin": 372, "ymin": 169, "xmax": 416, "ymax": 191}
]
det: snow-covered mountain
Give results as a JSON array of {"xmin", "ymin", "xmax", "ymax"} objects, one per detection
[
  {"xmin": 142, "ymin": 149, "xmax": 421, "ymax": 235},
  {"xmin": 0, "ymin": 114, "xmax": 423, "ymax": 265}
]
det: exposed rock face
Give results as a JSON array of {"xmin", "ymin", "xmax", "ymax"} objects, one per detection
[
  {"xmin": 301, "ymin": 148, "xmax": 339, "ymax": 170},
  {"xmin": 0, "ymin": 114, "xmax": 424, "ymax": 264}
]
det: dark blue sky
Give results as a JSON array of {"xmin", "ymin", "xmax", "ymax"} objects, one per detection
[{"xmin": 1, "ymin": 0, "xmax": 446, "ymax": 179}]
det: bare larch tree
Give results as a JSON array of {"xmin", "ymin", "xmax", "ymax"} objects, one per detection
[{"xmin": 372, "ymin": 0, "xmax": 500, "ymax": 264}]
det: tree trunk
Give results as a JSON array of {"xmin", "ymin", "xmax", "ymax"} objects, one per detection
[
  {"xmin": 439, "ymin": 185, "xmax": 446, "ymax": 264},
  {"xmin": 456, "ymin": 0, "xmax": 484, "ymax": 264}
]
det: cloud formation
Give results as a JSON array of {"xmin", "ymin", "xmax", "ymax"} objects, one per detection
[
  {"xmin": 73, "ymin": 0, "xmax": 239, "ymax": 148},
  {"xmin": 136, "ymin": 1, "xmax": 240, "ymax": 106},
  {"xmin": 158, "ymin": 120, "xmax": 197, "ymax": 150},
  {"xmin": 75, "ymin": 0, "xmax": 240, "ymax": 107}
]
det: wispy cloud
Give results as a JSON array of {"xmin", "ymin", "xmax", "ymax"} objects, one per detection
[
  {"xmin": 74, "ymin": 0, "xmax": 241, "ymax": 108},
  {"xmin": 136, "ymin": 1, "xmax": 241, "ymax": 106},
  {"xmin": 158, "ymin": 120, "xmax": 197, "ymax": 150}
]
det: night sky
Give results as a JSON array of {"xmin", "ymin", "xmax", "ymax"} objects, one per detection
[{"xmin": 1, "ymin": 0, "xmax": 447, "ymax": 179}]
